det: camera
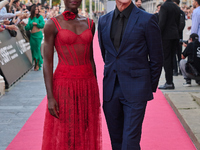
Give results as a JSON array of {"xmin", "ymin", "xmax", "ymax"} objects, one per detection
[{"xmin": 179, "ymin": 39, "xmax": 188, "ymax": 44}]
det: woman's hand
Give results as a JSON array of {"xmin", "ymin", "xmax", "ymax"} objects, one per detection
[
  {"xmin": 48, "ymin": 98, "xmax": 59, "ymax": 119},
  {"xmin": 32, "ymin": 22, "xmax": 37, "ymax": 26}
]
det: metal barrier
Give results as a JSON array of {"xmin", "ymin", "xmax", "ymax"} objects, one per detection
[{"xmin": 0, "ymin": 30, "xmax": 33, "ymax": 89}]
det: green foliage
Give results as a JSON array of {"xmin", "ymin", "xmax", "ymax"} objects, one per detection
[
  {"xmin": 79, "ymin": 0, "xmax": 95, "ymax": 12},
  {"xmin": 52, "ymin": 0, "xmax": 60, "ymax": 6}
]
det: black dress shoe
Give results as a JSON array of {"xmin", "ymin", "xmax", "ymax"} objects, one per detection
[
  {"xmin": 158, "ymin": 83, "xmax": 175, "ymax": 89},
  {"xmin": 173, "ymin": 72, "xmax": 178, "ymax": 76},
  {"xmin": 195, "ymin": 80, "xmax": 200, "ymax": 85}
]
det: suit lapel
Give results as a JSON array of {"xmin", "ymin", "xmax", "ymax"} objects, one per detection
[
  {"xmin": 118, "ymin": 5, "xmax": 140, "ymax": 54},
  {"xmin": 106, "ymin": 11, "xmax": 118, "ymax": 56}
]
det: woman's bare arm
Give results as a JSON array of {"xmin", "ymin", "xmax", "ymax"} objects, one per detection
[{"xmin": 43, "ymin": 19, "xmax": 59, "ymax": 118}]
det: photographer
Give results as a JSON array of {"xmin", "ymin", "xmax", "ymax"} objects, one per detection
[{"xmin": 180, "ymin": 33, "xmax": 200, "ymax": 86}]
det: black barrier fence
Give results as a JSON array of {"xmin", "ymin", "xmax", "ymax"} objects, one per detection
[{"xmin": 0, "ymin": 30, "xmax": 33, "ymax": 89}]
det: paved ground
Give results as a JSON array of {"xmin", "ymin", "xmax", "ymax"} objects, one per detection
[
  {"xmin": 159, "ymin": 71, "xmax": 200, "ymax": 150},
  {"xmin": 0, "ymin": 53, "xmax": 58, "ymax": 150},
  {"xmin": 158, "ymin": 18, "xmax": 200, "ymax": 150},
  {"xmin": 0, "ymin": 71, "xmax": 45, "ymax": 150}
]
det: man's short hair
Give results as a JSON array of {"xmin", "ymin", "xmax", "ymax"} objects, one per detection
[
  {"xmin": 172, "ymin": 0, "xmax": 180, "ymax": 5},
  {"xmin": 195, "ymin": 0, "xmax": 200, "ymax": 5},
  {"xmin": 13, "ymin": 0, "xmax": 19, "ymax": 4},
  {"xmin": 190, "ymin": 33, "xmax": 199, "ymax": 42},
  {"xmin": 157, "ymin": 3, "xmax": 162, "ymax": 7}
]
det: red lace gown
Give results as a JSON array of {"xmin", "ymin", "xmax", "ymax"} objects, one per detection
[{"xmin": 41, "ymin": 18, "xmax": 101, "ymax": 150}]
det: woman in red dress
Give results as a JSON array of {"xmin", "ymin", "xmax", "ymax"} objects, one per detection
[{"xmin": 41, "ymin": 0, "xmax": 101, "ymax": 149}]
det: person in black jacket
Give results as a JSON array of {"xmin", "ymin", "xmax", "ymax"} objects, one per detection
[
  {"xmin": 154, "ymin": 3, "xmax": 162, "ymax": 22},
  {"xmin": 172, "ymin": 0, "xmax": 186, "ymax": 76},
  {"xmin": 135, "ymin": 0, "xmax": 145, "ymax": 11},
  {"xmin": 180, "ymin": 33, "xmax": 200, "ymax": 86},
  {"xmin": 158, "ymin": 0, "xmax": 180, "ymax": 89}
]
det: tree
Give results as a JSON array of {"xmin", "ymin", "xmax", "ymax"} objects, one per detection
[
  {"xmin": 52, "ymin": 0, "xmax": 60, "ymax": 6},
  {"xmin": 79, "ymin": 0, "xmax": 95, "ymax": 12}
]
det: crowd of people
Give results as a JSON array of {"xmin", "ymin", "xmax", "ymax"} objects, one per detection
[
  {"xmin": 0, "ymin": 0, "xmax": 104, "ymax": 71},
  {"xmin": 152, "ymin": 0, "xmax": 200, "ymax": 88},
  {"xmin": 0, "ymin": 0, "xmax": 61, "ymax": 70},
  {"xmin": 0, "ymin": 0, "xmax": 59, "ymax": 31},
  {"xmin": 134, "ymin": 0, "xmax": 200, "ymax": 88}
]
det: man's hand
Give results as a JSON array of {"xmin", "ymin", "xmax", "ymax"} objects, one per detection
[
  {"xmin": 5, "ymin": 25, "xmax": 18, "ymax": 31},
  {"xmin": 20, "ymin": 21, "xmax": 26, "ymax": 26},
  {"xmin": 181, "ymin": 54, "xmax": 185, "ymax": 59},
  {"xmin": 3, "ymin": 20, "xmax": 10, "ymax": 25},
  {"xmin": 0, "ymin": 27, "xmax": 5, "ymax": 32},
  {"xmin": 19, "ymin": 13, "xmax": 29, "ymax": 20},
  {"xmin": 183, "ymin": 42, "xmax": 187, "ymax": 47},
  {"xmin": 16, "ymin": 12, "xmax": 22, "ymax": 17},
  {"xmin": 23, "ymin": 9, "xmax": 29, "ymax": 13},
  {"xmin": 9, "ymin": 0, "xmax": 15, "ymax": 6}
]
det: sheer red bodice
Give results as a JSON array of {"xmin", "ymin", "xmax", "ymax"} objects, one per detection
[{"xmin": 41, "ymin": 17, "xmax": 101, "ymax": 150}]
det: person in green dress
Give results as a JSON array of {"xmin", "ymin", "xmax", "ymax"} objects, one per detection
[{"xmin": 22, "ymin": 4, "xmax": 45, "ymax": 71}]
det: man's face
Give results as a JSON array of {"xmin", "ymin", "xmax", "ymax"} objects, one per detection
[
  {"xmin": 193, "ymin": 0, "xmax": 197, "ymax": 8},
  {"xmin": 188, "ymin": 38, "xmax": 192, "ymax": 43},
  {"xmin": 116, "ymin": 0, "xmax": 132, "ymax": 5},
  {"xmin": 135, "ymin": 0, "xmax": 142, "ymax": 7},
  {"xmin": 157, "ymin": 5, "xmax": 161, "ymax": 12},
  {"xmin": 16, "ymin": 1, "xmax": 20, "ymax": 7},
  {"xmin": 38, "ymin": 5, "xmax": 41, "ymax": 10}
]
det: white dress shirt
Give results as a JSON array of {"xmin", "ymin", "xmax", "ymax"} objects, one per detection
[{"xmin": 191, "ymin": 6, "xmax": 200, "ymax": 42}]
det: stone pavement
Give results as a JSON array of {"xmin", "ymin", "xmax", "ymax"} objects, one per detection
[
  {"xmin": 0, "ymin": 70, "xmax": 46, "ymax": 150},
  {"xmin": 159, "ymin": 71, "xmax": 200, "ymax": 150},
  {"xmin": 0, "ymin": 53, "xmax": 58, "ymax": 150},
  {"xmin": 157, "ymin": 18, "xmax": 200, "ymax": 150}
]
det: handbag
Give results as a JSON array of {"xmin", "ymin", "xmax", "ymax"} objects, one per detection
[
  {"xmin": 185, "ymin": 43, "xmax": 200, "ymax": 77},
  {"xmin": 8, "ymin": 29, "xmax": 17, "ymax": 37},
  {"xmin": 185, "ymin": 62, "xmax": 199, "ymax": 77},
  {"xmin": 8, "ymin": 21, "xmax": 17, "ymax": 37}
]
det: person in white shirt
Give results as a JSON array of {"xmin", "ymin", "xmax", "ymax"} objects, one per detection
[{"xmin": 191, "ymin": 0, "xmax": 200, "ymax": 42}]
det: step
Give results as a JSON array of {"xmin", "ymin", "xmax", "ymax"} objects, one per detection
[{"xmin": 165, "ymin": 92, "xmax": 200, "ymax": 150}]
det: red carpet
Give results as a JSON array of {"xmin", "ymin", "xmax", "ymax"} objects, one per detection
[{"xmin": 6, "ymin": 33, "xmax": 196, "ymax": 150}]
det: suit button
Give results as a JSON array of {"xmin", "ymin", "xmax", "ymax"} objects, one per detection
[
  {"xmin": 116, "ymin": 56, "xmax": 119, "ymax": 59},
  {"xmin": 113, "ymin": 70, "xmax": 116, "ymax": 73}
]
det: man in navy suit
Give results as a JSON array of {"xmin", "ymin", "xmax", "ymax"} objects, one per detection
[{"xmin": 98, "ymin": 0, "xmax": 163, "ymax": 149}]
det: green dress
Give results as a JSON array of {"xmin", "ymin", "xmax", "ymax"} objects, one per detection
[{"xmin": 25, "ymin": 15, "xmax": 45, "ymax": 70}]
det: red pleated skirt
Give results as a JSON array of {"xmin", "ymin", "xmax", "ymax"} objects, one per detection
[{"xmin": 42, "ymin": 65, "xmax": 101, "ymax": 150}]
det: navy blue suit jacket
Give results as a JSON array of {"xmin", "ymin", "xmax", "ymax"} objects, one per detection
[{"xmin": 98, "ymin": 5, "xmax": 163, "ymax": 102}]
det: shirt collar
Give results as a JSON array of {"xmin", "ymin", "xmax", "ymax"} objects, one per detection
[{"xmin": 114, "ymin": 2, "xmax": 134, "ymax": 19}]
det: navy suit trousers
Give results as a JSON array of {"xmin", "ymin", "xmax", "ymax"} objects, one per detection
[{"xmin": 103, "ymin": 77, "xmax": 147, "ymax": 150}]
